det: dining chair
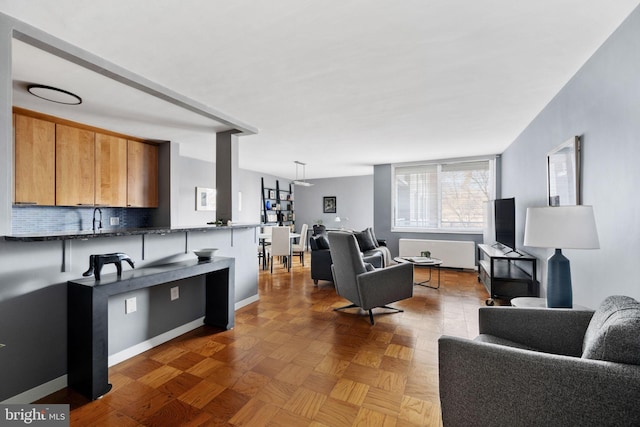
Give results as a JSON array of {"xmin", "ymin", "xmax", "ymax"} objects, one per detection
[
  {"xmin": 267, "ymin": 226, "xmax": 291, "ymax": 273},
  {"xmin": 258, "ymin": 226, "xmax": 273, "ymax": 268},
  {"xmin": 292, "ymin": 223, "xmax": 308, "ymax": 266}
]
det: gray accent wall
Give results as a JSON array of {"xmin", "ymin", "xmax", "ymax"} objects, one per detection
[{"xmin": 501, "ymin": 6, "xmax": 640, "ymax": 308}]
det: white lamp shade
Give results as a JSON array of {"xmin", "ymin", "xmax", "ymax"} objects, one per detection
[{"xmin": 524, "ymin": 205, "xmax": 599, "ymax": 249}]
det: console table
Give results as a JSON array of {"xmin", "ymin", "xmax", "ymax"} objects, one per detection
[{"xmin": 67, "ymin": 257, "xmax": 235, "ymax": 400}]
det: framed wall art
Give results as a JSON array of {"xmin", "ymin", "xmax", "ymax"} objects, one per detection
[
  {"xmin": 196, "ymin": 187, "xmax": 216, "ymax": 211},
  {"xmin": 547, "ymin": 136, "xmax": 581, "ymax": 206},
  {"xmin": 323, "ymin": 196, "xmax": 336, "ymax": 213}
]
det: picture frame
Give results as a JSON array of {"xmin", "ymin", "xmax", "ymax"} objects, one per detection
[
  {"xmin": 269, "ymin": 190, "xmax": 276, "ymax": 199},
  {"xmin": 547, "ymin": 136, "xmax": 581, "ymax": 206},
  {"xmin": 323, "ymin": 196, "xmax": 336, "ymax": 213},
  {"xmin": 196, "ymin": 187, "xmax": 216, "ymax": 211}
]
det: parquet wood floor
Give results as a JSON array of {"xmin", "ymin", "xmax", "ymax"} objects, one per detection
[{"xmin": 40, "ymin": 255, "xmax": 489, "ymax": 426}]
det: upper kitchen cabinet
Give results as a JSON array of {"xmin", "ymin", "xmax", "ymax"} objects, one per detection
[
  {"xmin": 127, "ymin": 140, "xmax": 158, "ymax": 208},
  {"xmin": 56, "ymin": 124, "xmax": 95, "ymax": 206},
  {"xmin": 14, "ymin": 114, "xmax": 56, "ymax": 206},
  {"xmin": 95, "ymin": 133, "xmax": 127, "ymax": 207}
]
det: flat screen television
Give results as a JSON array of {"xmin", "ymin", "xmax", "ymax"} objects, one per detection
[{"xmin": 494, "ymin": 197, "xmax": 516, "ymax": 251}]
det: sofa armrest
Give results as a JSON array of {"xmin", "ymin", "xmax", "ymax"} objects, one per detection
[
  {"xmin": 356, "ymin": 262, "xmax": 413, "ymax": 309},
  {"xmin": 438, "ymin": 335, "xmax": 640, "ymax": 426},
  {"xmin": 310, "ymin": 249, "xmax": 334, "ymax": 281},
  {"xmin": 479, "ymin": 307, "xmax": 594, "ymax": 356}
]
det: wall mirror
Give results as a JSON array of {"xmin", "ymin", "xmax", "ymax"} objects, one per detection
[{"xmin": 547, "ymin": 136, "xmax": 581, "ymax": 206}]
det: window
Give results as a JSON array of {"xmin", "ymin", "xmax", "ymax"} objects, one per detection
[{"xmin": 393, "ymin": 159, "xmax": 494, "ymax": 232}]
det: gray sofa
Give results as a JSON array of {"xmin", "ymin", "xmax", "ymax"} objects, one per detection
[
  {"xmin": 438, "ymin": 295, "xmax": 640, "ymax": 426},
  {"xmin": 309, "ymin": 229, "xmax": 390, "ymax": 285}
]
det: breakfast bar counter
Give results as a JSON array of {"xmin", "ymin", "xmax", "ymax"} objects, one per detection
[{"xmin": 4, "ymin": 223, "xmax": 260, "ymax": 242}]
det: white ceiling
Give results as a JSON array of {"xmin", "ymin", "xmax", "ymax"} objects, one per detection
[{"xmin": 1, "ymin": 0, "xmax": 639, "ymax": 179}]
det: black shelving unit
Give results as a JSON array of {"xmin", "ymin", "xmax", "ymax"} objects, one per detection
[
  {"xmin": 477, "ymin": 244, "xmax": 539, "ymax": 305},
  {"xmin": 261, "ymin": 178, "xmax": 294, "ymax": 230}
]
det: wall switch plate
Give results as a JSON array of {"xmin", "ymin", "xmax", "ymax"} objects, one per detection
[
  {"xmin": 125, "ymin": 297, "xmax": 137, "ymax": 314},
  {"xmin": 110, "ymin": 217, "xmax": 119, "ymax": 226},
  {"xmin": 170, "ymin": 287, "xmax": 179, "ymax": 301}
]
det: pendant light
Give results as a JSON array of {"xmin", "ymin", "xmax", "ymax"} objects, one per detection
[{"xmin": 292, "ymin": 161, "xmax": 313, "ymax": 187}]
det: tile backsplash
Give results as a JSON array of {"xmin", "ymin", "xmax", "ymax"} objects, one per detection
[{"xmin": 12, "ymin": 206, "xmax": 155, "ymax": 234}]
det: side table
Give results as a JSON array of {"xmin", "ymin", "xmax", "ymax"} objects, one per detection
[{"xmin": 393, "ymin": 256, "xmax": 442, "ymax": 289}]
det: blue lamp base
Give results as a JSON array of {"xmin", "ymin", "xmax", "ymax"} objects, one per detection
[{"xmin": 546, "ymin": 248, "xmax": 572, "ymax": 308}]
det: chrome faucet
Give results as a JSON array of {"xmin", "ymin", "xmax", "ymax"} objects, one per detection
[{"xmin": 93, "ymin": 207, "xmax": 103, "ymax": 233}]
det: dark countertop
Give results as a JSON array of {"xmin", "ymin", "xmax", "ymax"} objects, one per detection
[{"xmin": 4, "ymin": 223, "xmax": 260, "ymax": 242}]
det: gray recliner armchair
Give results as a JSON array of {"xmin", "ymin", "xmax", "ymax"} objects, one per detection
[
  {"xmin": 438, "ymin": 295, "xmax": 640, "ymax": 426},
  {"xmin": 310, "ymin": 233, "xmax": 383, "ymax": 285},
  {"xmin": 328, "ymin": 231, "xmax": 413, "ymax": 324}
]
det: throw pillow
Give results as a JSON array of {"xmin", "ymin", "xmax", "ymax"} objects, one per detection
[
  {"xmin": 355, "ymin": 229, "xmax": 377, "ymax": 252},
  {"xmin": 366, "ymin": 227, "xmax": 380, "ymax": 247},
  {"xmin": 582, "ymin": 295, "xmax": 640, "ymax": 365}
]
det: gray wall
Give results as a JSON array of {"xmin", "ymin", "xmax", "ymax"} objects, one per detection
[
  {"xmin": 295, "ymin": 175, "xmax": 374, "ymax": 234},
  {"xmin": 175, "ymin": 156, "xmax": 217, "ymax": 226},
  {"xmin": 501, "ymin": 6, "xmax": 640, "ymax": 308}
]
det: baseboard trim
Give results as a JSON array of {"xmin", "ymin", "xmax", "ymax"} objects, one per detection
[
  {"xmin": 108, "ymin": 316, "xmax": 206, "ymax": 367},
  {"xmin": 1, "ymin": 375, "xmax": 67, "ymax": 404},
  {"xmin": 236, "ymin": 294, "xmax": 259, "ymax": 310}
]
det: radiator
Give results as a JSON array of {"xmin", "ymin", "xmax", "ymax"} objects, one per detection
[{"xmin": 398, "ymin": 238, "xmax": 476, "ymax": 269}]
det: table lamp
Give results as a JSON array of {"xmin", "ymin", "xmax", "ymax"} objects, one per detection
[{"xmin": 523, "ymin": 206, "xmax": 599, "ymax": 308}]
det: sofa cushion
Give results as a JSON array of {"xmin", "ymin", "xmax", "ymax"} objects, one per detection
[
  {"xmin": 582, "ymin": 295, "xmax": 640, "ymax": 365},
  {"xmin": 355, "ymin": 229, "xmax": 377, "ymax": 252}
]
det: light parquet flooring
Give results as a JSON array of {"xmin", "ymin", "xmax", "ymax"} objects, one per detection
[{"xmin": 40, "ymin": 255, "xmax": 490, "ymax": 426}]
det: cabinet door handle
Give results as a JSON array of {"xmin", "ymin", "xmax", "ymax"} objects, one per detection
[{"xmin": 14, "ymin": 201, "xmax": 37, "ymax": 205}]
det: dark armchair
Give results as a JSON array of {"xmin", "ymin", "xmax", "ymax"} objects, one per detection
[
  {"xmin": 327, "ymin": 231, "xmax": 413, "ymax": 324},
  {"xmin": 438, "ymin": 295, "xmax": 640, "ymax": 426}
]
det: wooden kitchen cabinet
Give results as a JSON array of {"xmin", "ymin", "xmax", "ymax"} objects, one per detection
[
  {"xmin": 95, "ymin": 133, "xmax": 127, "ymax": 207},
  {"xmin": 56, "ymin": 124, "xmax": 95, "ymax": 206},
  {"xmin": 13, "ymin": 108, "xmax": 160, "ymax": 209},
  {"xmin": 127, "ymin": 140, "xmax": 158, "ymax": 207},
  {"xmin": 14, "ymin": 114, "xmax": 56, "ymax": 206}
]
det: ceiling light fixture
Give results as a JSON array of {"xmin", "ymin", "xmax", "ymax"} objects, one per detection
[
  {"xmin": 292, "ymin": 160, "xmax": 313, "ymax": 187},
  {"xmin": 27, "ymin": 84, "xmax": 82, "ymax": 105}
]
